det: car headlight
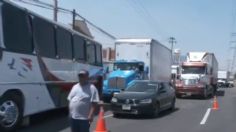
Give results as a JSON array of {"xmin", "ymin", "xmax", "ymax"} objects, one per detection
[
  {"xmin": 140, "ymin": 99, "xmax": 152, "ymax": 104},
  {"xmin": 111, "ymin": 97, "xmax": 118, "ymax": 103}
]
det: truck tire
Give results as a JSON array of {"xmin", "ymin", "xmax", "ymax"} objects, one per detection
[
  {"xmin": 0, "ymin": 93, "xmax": 23, "ymax": 132},
  {"xmin": 202, "ymin": 87, "xmax": 208, "ymax": 99}
]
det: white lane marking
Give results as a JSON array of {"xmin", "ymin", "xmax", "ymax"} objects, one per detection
[
  {"xmin": 104, "ymin": 114, "xmax": 113, "ymax": 118},
  {"xmin": 200, "ymin": 108, "xmax": 211, "ymax": 125}
]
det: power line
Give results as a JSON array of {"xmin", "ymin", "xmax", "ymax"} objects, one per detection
[
  {"xmin": 13, "ymin": 0, "xmax": 53, "ymax": 10},
  {"xmin": 12, "ymin": 0, "xmax": 116, "ymax": 40},
  {"xmin": 127, "ymin": 0, "xmax": 168, "ymax": 40}
]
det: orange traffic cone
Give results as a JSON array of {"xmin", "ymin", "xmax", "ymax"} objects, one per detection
[
  {"xmin": 94, "ymin": 107, "xmax": 108, "ymax": 132},
  {"xmin": 212, "ymin": 96, "xmax": 219, "ymax": 110}
]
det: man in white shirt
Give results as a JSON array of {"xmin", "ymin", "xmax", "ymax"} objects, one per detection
[{"xmin": 67, "ymin": 70, "xmax": 99, "ymax": 132}]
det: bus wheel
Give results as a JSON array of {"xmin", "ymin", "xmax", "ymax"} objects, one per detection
[{"xmin": 0, "ymin": 93, "xmax": 23, "ymax": 131}]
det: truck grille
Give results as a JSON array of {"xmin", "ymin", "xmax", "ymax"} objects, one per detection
[
  {"xmin": 183, "ymin": 79, "xmax": 198, "ymax": 85},
  {"xmin": 108, "ymin": 77, "xmax": 126, "ymax": 89},
  {"xmin": 118, "ymin": 99, "xmax": 139, "ymax": 104}
]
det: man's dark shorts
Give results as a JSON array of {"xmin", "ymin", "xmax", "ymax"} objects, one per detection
[{"xmin": 70, "ymin": 118, "xmax": 90, "ymax": 132}]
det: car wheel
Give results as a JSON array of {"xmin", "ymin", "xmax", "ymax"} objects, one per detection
[
  {"xmin": 170, "ymin": 98, "xmax": 176, "ymax": 111},
  {"xmin": 152, "ymin": 103, "xmax": 160, "ymax": 117},
  {"xmin": 176, "ymin": 94, "xmax": 181, "ymax": 98},
  {"xmin": 0, "ymin": 93, "xmax": 23, "ymax": 132}
]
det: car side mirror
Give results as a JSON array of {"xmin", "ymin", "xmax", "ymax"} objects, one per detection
[
  {"xmin": 159, "ymin": 88, "xmax": 166, "ymax": 93},
  {"xmin": 158, "ymin": 85, "xmax": 166, "ymax": 93}
]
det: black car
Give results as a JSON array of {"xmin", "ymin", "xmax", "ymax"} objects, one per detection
[{"xmin": 111, "ymin": 80, "xmax": 176, "ymax": 117}]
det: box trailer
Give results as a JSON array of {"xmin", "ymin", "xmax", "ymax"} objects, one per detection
[{"xmin": 103, "ymin": 38, "xmax": 172, "ymax": 101}]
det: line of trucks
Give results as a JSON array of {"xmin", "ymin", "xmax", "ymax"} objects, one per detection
[{"xmin": 102, "ymin": 38, "xmax": 222, "ymax": 101}]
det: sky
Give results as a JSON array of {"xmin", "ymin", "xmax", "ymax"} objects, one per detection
[{"xmin": 11, "ymin": 0, "xmax": 236, "ymax": 70}]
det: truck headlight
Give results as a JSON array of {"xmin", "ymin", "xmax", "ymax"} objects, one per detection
[
  {"xmin": 111, "ymin": 97, "xmax": 118, "ymax": 103},
  {"xmin": 140, "ymin": 99, "xmax": 152, "ymax": 104}
]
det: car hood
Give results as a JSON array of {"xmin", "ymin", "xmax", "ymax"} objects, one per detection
[{"xmin": 115, "ymin": 91, "xmax": 155, "ymax": 100}]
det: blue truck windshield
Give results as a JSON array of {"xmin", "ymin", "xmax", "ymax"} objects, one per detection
[{"xmin": 114, "ymin": 63, "xmax": 144, "ymax": 71}]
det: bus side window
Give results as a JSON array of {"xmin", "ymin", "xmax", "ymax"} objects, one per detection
[
  {"xmin": 2, "ymin": 3, "xmax": 33, "ymax": 54},
  {"xmin": 95, "ymin": 44, "xmax": 102, "ymax": 66},
  {"xmin": 86, "ymin": 42, "xmax": 96, "ymax": 65},
  {"xmin": 73, "ymin": 34, "xmax": 86, "ymax": 61},
  {"xmin": 32, "ymin": 16, "xmax": 56, "ymax": 58},
  {"xmin": 56, "ymin": 27, "xmax": 72, "ymax": 60}
]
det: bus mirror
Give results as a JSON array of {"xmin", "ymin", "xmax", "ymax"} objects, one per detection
[
  {"xmin": 138, "ymin": 65, "xmax": 144, "ymax": 71},
  {"xmin": 103, "ymin": 66, "xmax": 109, "ymax": 74},
  {"xmin": 106, "ymin": 67, "xmax": 109, "ymax": 73}
]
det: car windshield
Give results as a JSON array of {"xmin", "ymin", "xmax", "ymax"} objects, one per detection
[
  {"xmin": 113, "ymin": 62, "xmax": 144, "ymax": 71},
  {"xmin": 126, "ymin": 81, "xmax": 157, "ymax": 92},
  {"xmin": 182, "ymin": 66, "xmax": 205, "ymax": 74}
]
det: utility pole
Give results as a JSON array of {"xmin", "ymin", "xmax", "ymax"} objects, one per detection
[
  {"xmin": 229, "ymin": 33, "xmax": 236, "ymax": 74},
  {"xmin": 169, "ymin": 37, "xmax": 176, "ymax": 54},
  {"xmin": 169, "ymin": 37, "xmax": 176, "ymax": 64},
  {"xmin": 72, "ymin": 9, "xmax": 76, "ymax": 29},
  {"xmin": 230, "ymin": 44, "xmax": 236, "ymax": 73},
  {"xmin": 53, "ymin": 0, "xmax": 58, "ymax": 21}
]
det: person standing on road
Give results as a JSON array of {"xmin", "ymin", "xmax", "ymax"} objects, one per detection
[{"xmin": 67, "ymin": 70, "xmax": 99, "ymax": 132}]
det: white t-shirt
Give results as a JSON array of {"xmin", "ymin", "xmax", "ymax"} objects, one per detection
[{"xmin": 67, "ymin": 83, "xmax": 99, "ymax": 120}]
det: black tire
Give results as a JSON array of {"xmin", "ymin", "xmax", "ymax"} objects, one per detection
[
  {"xmin": 170, "ymin": 98, "xmax": 176, "ymax": 111},
  {"xmin": 176, "ymin": 94, "xmax": 181, "ymax": 98},
  {"xmin": 209, "ymin": 91, "xmax": 214, "ymax": 98},
  {"xmin": 152, "ymin": 103, "xmax": 160, "ymax": 118},
  {"xmin": 113, "ymin": 113, "xmax": 121, "ymax": 118},
  {"xmin": 202, "ymin": 87, "xmax": 208, "ymax": 99},
  {"xmin": 0, "ymin": 93, "xmax": 23, "ymax": 132}
]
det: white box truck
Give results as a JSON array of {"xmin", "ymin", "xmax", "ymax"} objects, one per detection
[
  {"xmin": 217, "ymin": 71, "xmax": 230, "ymax": 87},
  {"xmin": 176, "ymin": 52, "xmax": 218, "ymax": 98},
  {"xmin": 103, "ymin": 38, "xmax": 172, "ymax": 101},
  {"xmin": 115, "ymin": 38, "xmax": 172, "ymax": 82}
]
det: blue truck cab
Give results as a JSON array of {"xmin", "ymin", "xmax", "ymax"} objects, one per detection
[{"xmin": 103, "ymin": 60, "xmax": 148, "ymax": 101}]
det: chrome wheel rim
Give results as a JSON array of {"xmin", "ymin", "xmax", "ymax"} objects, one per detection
[{"xmin": 0, "ymin": 100, "xmax": 19, "ymax": 128}]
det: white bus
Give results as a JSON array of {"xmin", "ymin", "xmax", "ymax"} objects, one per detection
[{"xmin": 0, "ymin": 0, "xmax": 103, "ymax": 131}]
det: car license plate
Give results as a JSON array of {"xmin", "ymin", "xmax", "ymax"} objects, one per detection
[
  {"xmin": 122, "ymin": 104, "xmax": 131, "ymax": 110},
  {"xmin": 186, "ymin": 92, "xmax": 192, "ymax": 96}
]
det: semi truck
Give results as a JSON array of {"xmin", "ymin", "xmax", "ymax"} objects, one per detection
[
  {"xmin": 102, "ymin": 38, "xmax": 172, "ymax": 101},
  {"xmin": 175, "ymin": 52, "xmax": 218, "ymax": 98},
  {"xmin": 217, "ymin": 70, "xmax": 230, "ymax": 87}
]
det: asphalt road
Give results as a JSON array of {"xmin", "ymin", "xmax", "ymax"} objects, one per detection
[{"xmin": 18, "ymin": 87, "xmax": 236, "ymax": 132}]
